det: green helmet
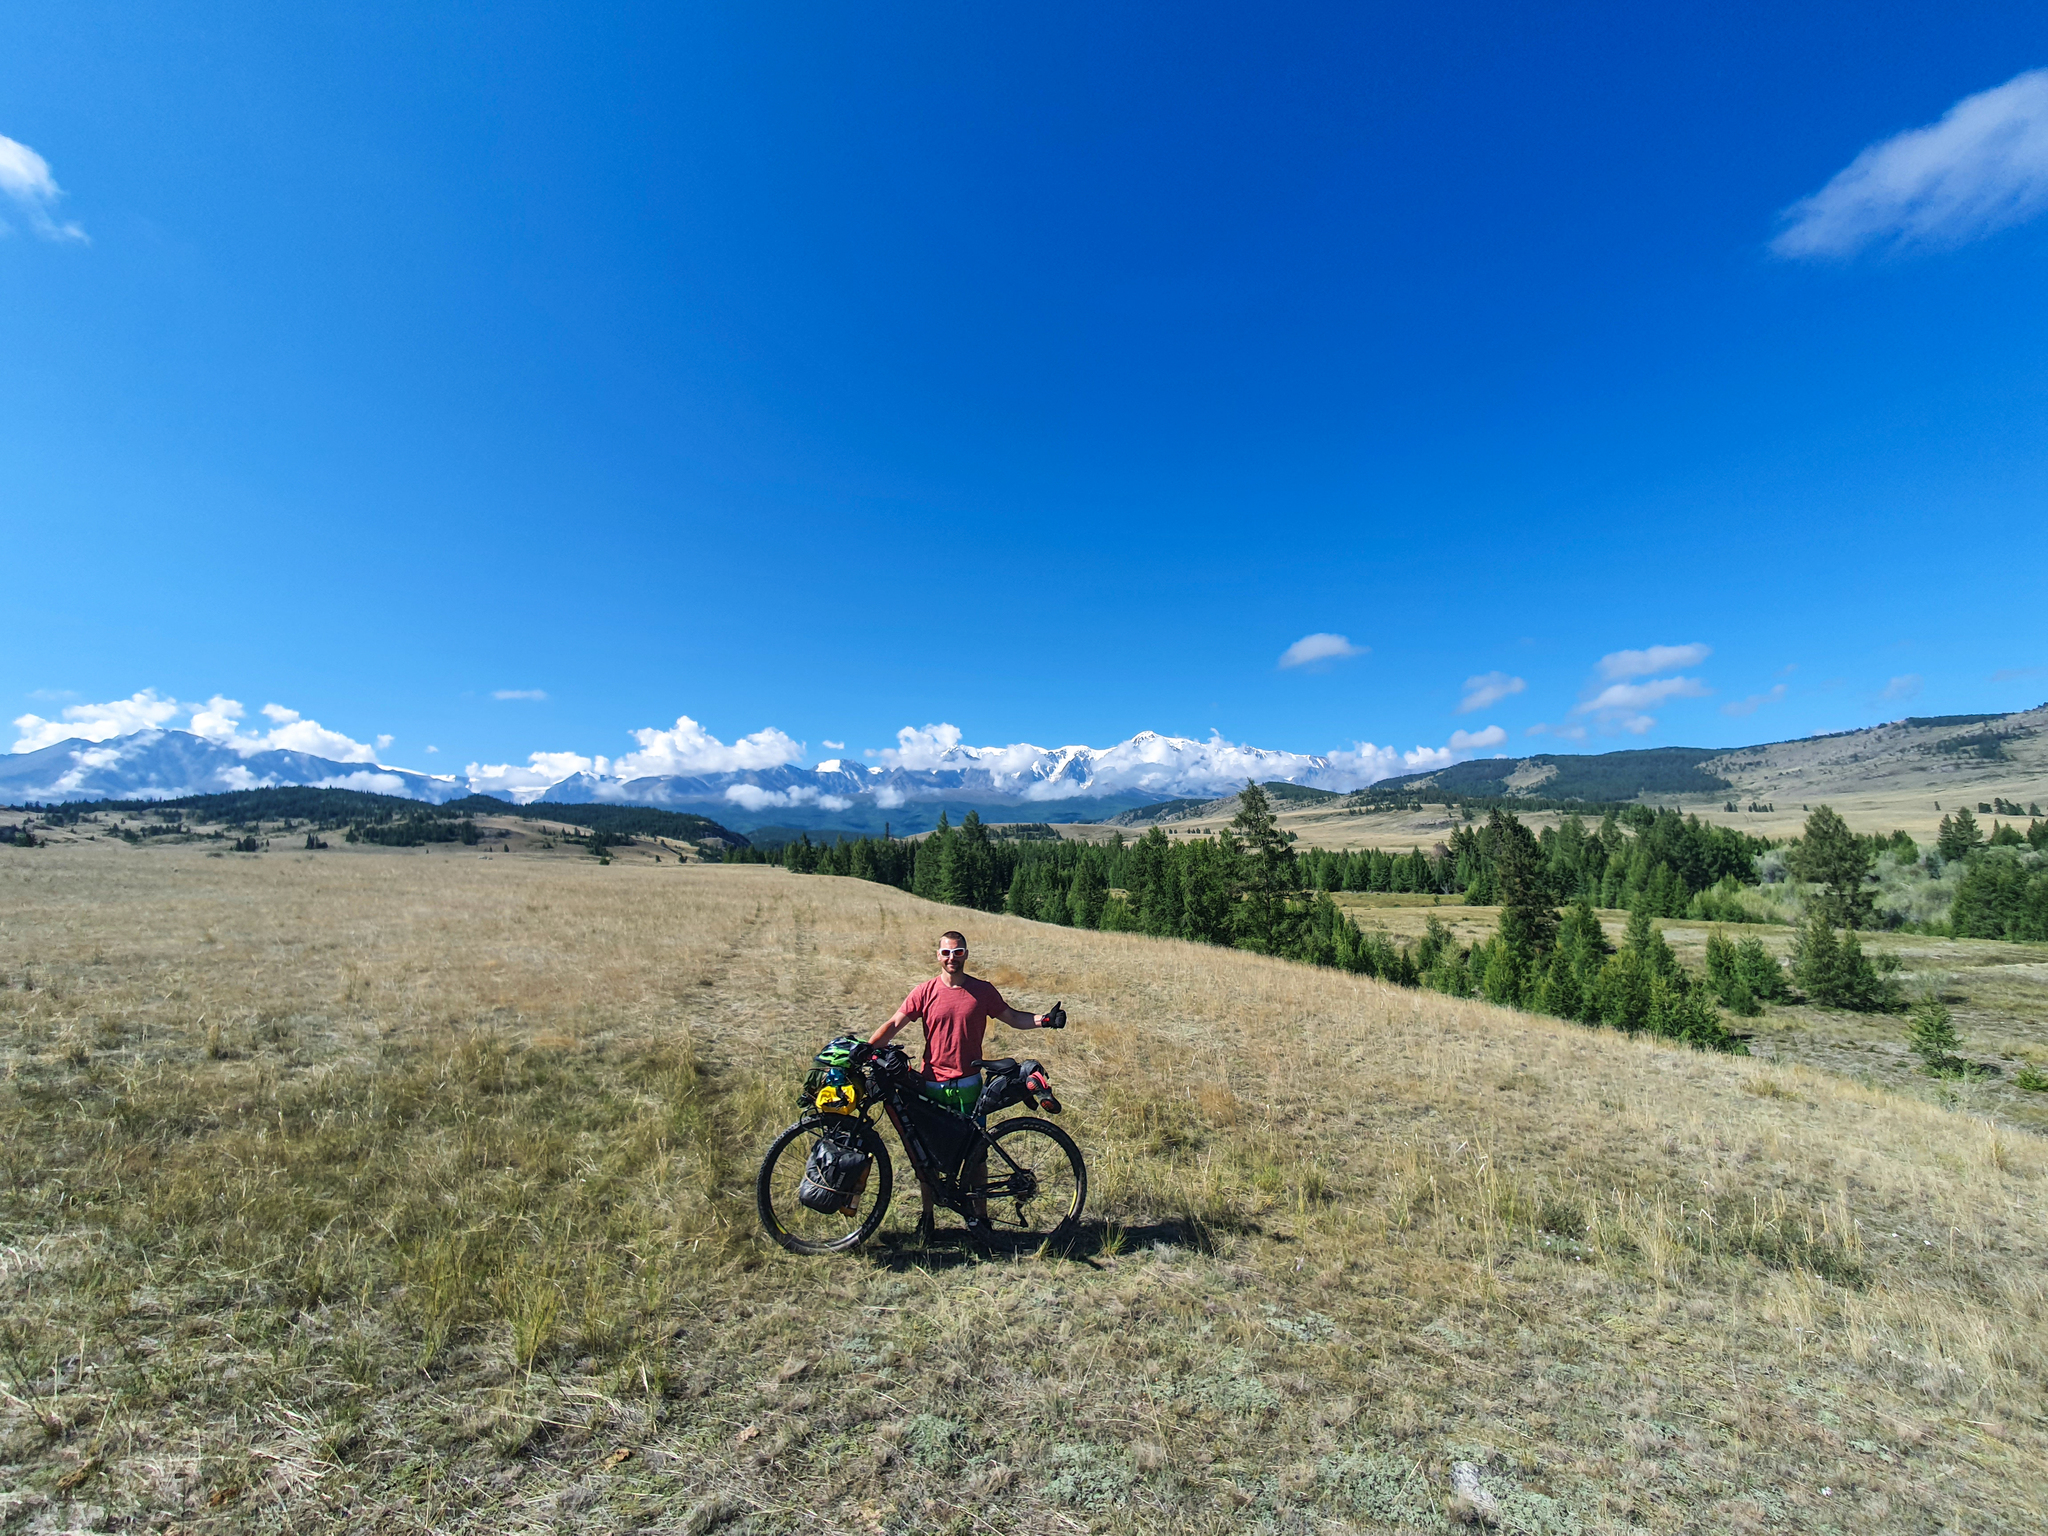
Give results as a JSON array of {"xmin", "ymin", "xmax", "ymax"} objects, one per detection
[{"xmin": 814, "ymin": 1035, "xmax": 862, "ymax": 1070}]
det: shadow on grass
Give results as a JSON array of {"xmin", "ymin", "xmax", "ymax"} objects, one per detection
[{"xmin": 864, "ymin": 1215, "xmax": 1258, "ymax": 1272}]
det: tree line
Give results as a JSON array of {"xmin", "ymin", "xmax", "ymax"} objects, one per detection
[
  {"xmin": 1935, "ymin": 807, "xmax": 2048, "ymax": 942},
  {"xmin": 760, "ymin": 787, "xmax": 1784, "ymax": 1052}
]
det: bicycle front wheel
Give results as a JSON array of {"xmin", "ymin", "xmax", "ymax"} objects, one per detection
[
  {"xmin": 757, "ymin": 1118, "xmax": 893, "ymax": 1255},
  {"xmin": 973, "ymin": 1116, "xmax": 1086, "ymax": 1247}
]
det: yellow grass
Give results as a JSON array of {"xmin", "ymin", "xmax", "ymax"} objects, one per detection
[{"xmin": 3, "ymin": 839, "xmax": 2046, "ymax": 1533}]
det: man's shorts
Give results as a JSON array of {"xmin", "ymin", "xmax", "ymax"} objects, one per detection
[{"xmin": 920, "ymin": 1074, "xmax": 982, "ymax": 1120}]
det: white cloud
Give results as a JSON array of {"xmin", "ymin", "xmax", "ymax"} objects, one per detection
[
  {"xmin": 216, "ymin": 698, "xmax": 383, "ymax": 761},
  {"xmin": 12, "ymin": 689, "xmax": 180, "ymax": 751},
  {"xmin": 1277, "ymin": 633, "xmax": 1367, "ymax": 670},
  {"xmin": 1574, "ymin": 677, "xmax": 1710, "ymax": 715},
  {"xmin": 1881, "ymin": 673, "xmax": 1924, "ymax": 702},
  {"xmin": 12, "ymin": 688, "xmax": 389, "ymax": 762},
  {"xmin": 1774, "ymin": 69, "xmax": 2048, "ymax": 259},
  {"xmin": 1723, "ymin": 684, "xmax": 1788, "ymax": 717},
  {"xmin": 1457, "ymin": 672, "xmax": 1525, "ymax": 713},
  {"xmin": 1597, "ymin": 643, "xmax": 1711, "ymax": 681},
  {"xmin": 722, "ymin": 784, "xmax": 853, "ymax": 813},
  {"xmin": 0, "ymin": 134, "xmax": 87, "ymax": 242},
  {"xmin": 494, "ymin": 689, "xmax": 548, "ymax": 701},
  {"xmin": 464, "ymin": 750, "xmax": 603, "ymax": 801},
  {"xmin": 1569, "ymin": 665, "xmax": 1710, "ymax": 735},
  {"xmin": 878, "ymin": 723, "xmax": 966, "ymax": 770},
  {"xmin": 611, "ymin": 714, "xmax": 805, "ymax": 778},
  {"xmin": 822, "ymin": 739, "xmax": 845, "ymax": 750},
  {"xmin": 1448, "ymin": 725, "xmax": 1506, "ymax": 750}
]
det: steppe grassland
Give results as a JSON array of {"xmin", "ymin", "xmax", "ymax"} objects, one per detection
[{"xmin": 0, "ymin": 843, "xmax": 2042, "ymax": 1534}]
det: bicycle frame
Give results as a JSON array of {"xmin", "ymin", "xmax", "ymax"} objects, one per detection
[{"xmin": 830, "ymin": 1090, "xmax": 1026, "ymax": 1219}]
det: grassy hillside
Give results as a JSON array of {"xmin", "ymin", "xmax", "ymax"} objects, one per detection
[{"xmin": 2, "ymin": 842, "xmax": 2044, "ymax": 1533}]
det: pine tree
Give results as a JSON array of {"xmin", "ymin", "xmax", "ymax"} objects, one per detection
[
  {"xmin": 1229, "ymin": 782, "xmax": 1301, "ymax": 955},
  {"xmin": 1789, "ymin": 805, "xmax": 1874, "ymax": 928},
  {"xmin": 1068, "ymin": 859, "xmax": 1107, "ymax": 929},
  {"xmin": 1733, "ymin": 935, "xmax": 1788, "ymax": 1004},
  {"xmin": 957, "ymin": 810, "xmax": 997, "ymax": 910},
  {"xmin": 1907, "ymin": 998, "xmax": 1964, "ymax": 1074},
  {"xmin": 1937, "ymin": 807, "xmax": 1983, "ymax": 861}
]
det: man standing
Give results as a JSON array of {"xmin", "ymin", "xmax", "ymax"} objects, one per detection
[{"xmin": 869, "ymin": 929, "xmax": 1056, "ymax": 1236}]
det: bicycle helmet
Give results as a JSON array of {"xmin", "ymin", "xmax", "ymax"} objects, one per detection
[{"xmin": 814, "ymin": 1035, "xmax": 863, "ymax": 1069}]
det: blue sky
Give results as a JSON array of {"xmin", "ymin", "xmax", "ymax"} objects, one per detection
[{"xmin": 4, "ymin": 2, "xmax": 2047, "ymax": 783}]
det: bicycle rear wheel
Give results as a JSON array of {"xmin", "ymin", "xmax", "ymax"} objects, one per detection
[
  {"xmin": 973, "ymin": 1117, "xmax": 1086, "ymax": 1248},
  {"xmin": 757, "ymin": 1118, "xmax": 893, "ymax": 1255}
]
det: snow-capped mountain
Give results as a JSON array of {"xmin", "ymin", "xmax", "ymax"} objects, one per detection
[
  {"xmin": 536, "ymin": 731, "xmax": 1362, "ymax": 815},
  {"xmin": 0, "ymin": 729, "xmax": 471, "ymax": 805},
  {"xmin": 2, "ymin": 726, "xmax": 1376, "ymax": 833}
]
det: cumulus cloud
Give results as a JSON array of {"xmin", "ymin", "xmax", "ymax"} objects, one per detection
[
  {"xmin": 188, "ymin": 696, "xmax": 384, "ymax": 761},
  {"xmin": 493, "ymin": 689, "xmax": 548, "ymax": 701},
  {"xmin": 463, "ymin": 751, "xmax": 604, "ymax": 800},
  {"xmin": 1774, "ymin": 69, "xmax": 2048, "ymax": 259},
  {"xmin": 877, "ymin": 723, "xmax": 967, "ymax": 770},
  {"xmin": 1458, "ymin": 672, "xmax": 1525, "ymax": 713},
  {"xmin": 611, "ymin": 715, "xmax": 805, "ymax": 779},
  {"xmin": 1881, "ymin": 673, "xmax": 1924, "ymax": 702},
  {"xmin": 1277, "ymin": 633, "xmax": 1367, "ymax": 670},
  {"xmin": 12, "ymin": 689, "xmax": 181, "ymax": 751},
  {"xmin": 1325, "ymin": 727, "xmax": 1506, "ymax": 783},
  {"xmin": 0, "ymin": 134, "xmax": 87, "ymax": 242},
  {"xmin": 11, "ymin": 689, "xmax": 392, "ymax": 762},
  {"xmin": 823, "ymin": 739, "xmax": 846, "ymax": 750},
  {"xmin": 1723, "ymin": 683, "xmax": 1788, "ymax": 717},
  {"xmin": 1598, "ymin": 643, "xmax": 1711, "ymax": 681}
]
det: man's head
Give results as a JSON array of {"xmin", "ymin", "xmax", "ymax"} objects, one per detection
[{"xmin": 937, "ymin": 930, "xmax": 968, "ymax": 976}]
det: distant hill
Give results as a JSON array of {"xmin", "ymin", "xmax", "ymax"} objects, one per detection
[
  {"xmin": 1371, "ymin": 747, "xmax": 1735, "ymax": 803},
  {"xmin": 1106, "ymin": 780, "xmax": 1349, "ymax": 827},
  {"xmin": 75, "ymin": 786, "xmax": 749, "ymax": 848}
]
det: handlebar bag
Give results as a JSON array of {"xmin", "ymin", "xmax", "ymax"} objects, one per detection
[{"xmin": 797, "ymin": 1124, "xmax": 873, "ymax": 1213}]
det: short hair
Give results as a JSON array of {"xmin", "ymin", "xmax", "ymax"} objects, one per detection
[{"xmin": 939, "ymin": 930, "xmax": 967, "ymax": 948}]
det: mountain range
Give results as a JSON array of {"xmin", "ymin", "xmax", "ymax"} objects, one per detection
[
  {"xmin": 8, "ymin": 708, "xmax": 2042, "ymax": 836},
  {"xmin": 1, "ymin": 727, "xmax": 1368, "ymax": 834}
]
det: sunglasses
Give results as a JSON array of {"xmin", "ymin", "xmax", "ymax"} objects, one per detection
[{"xmin": 938, "ymin": 947, "xmax": 968, "ymax": 957}]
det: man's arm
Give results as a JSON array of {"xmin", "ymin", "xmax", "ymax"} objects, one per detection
[
  {"xmin": 997, "ymin": 1005, "xmax": 1051, "ymax": 1030},
  {"xmin": 869, "ymin": 1006, "xmax": 914, "ymax": 1047}
]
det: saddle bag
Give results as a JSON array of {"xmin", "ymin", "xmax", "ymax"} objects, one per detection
[
  {"xmin": 797, "ymin": 1125, "xmax": 872, "ymax": 1214},
  {"xmin": 973, "ymin": 1058, "xmax": 1030, "ymax": 1117}
]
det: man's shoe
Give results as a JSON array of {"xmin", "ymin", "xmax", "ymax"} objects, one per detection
[{"xmin": 913, "ymin": 1213, "xmax": 936, "ymax": 1247}]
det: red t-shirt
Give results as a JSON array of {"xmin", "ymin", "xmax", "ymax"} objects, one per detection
[{"xmin": 899, "ymin": 975, "xmax": 1010, "ymax": 1082}]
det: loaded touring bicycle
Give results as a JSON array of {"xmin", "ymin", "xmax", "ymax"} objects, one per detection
[{"xmin": 755, "ymin": 1008, "xmax": 1086, "ymax": 1254}]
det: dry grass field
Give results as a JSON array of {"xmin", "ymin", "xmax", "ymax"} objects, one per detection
[
  {"xmin": 1328, "ymin": 895, "xmax": 2048, "ymax": 1140},
  {"xmin": 4, "ymin": 839, "xmax": 2047, "ymax": 1534}
]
